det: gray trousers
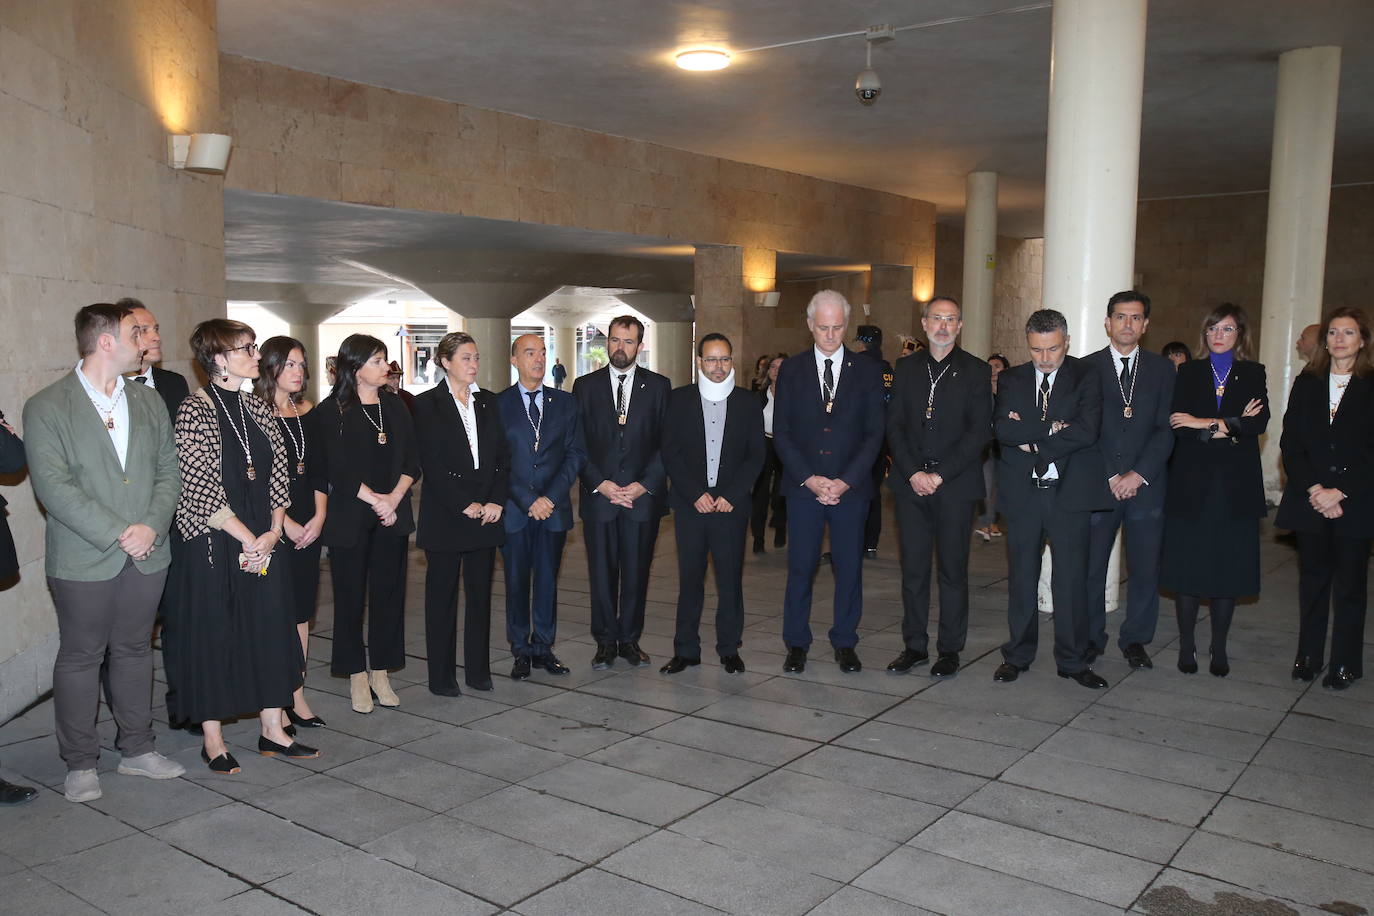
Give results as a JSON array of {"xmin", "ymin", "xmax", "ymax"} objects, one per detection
[{"xmin": 49, "ymin": 560, "xmax": 166, "ymax": 770}]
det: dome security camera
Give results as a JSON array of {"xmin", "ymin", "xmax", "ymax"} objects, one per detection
[{"xmin": 855, "ymin": 68, "xmax": 881, "ymax": 105}]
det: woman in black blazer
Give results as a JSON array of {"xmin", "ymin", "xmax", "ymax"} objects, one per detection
[
  {"xmin": 1161, "ymin": 303, "xmax": 1268, "ymax": 677},
  {"xmin": 414, "ymin": 332, "xmax": 510, "ymax": 695},
  {"xmin": 750, "ymin": 352, "xmax": 787, "ymax": 552},
  {"xmin": 1276, "ymin": 307, "xmax": 1374, "ymax": 690},
  {"xmin": 317, "ymin": 335, "xmax": 420, "ymax": 713}
]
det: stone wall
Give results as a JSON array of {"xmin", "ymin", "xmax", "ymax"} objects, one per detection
[
  {"xmin": 0, "ymin": 0, "xmax": 225, "ymax": 719},
  {"xmin": 932, "ymin": 225, "xmax": 1045, "ymax": 362}
]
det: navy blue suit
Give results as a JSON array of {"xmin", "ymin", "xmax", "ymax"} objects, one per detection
[
  {"xmin": 773, "ymin": 347, "xmax": 885, "ymax": 650},
  {"xmin": 497, "ymin": 384, "xmax": 586, "ymax": 658}
]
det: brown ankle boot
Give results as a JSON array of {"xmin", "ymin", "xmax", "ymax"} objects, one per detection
[
  {"xmin": 368, "ymin": 669, "xmax": 400, "ymax": 707},
  {"xmin": 349, "ymin": 672, "xmax": 374, "ymax": 714}
]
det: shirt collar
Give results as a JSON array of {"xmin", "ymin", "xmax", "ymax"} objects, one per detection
[
  {"xmin": 813, "ymin": 344, "xmax": 843, "ymax": 365},
  {"xmin": 613, "ymin": 364, "xmax": 637, "ymax": 383},
  {"xmin": 76, "ymin": 359, "xmax": 126, "ymax": 402},
  {"xmin": 1110, "ymin": 344, "xmax": 1138, "ymax": 361},
  {"xmin": 518, "ymin": 381, "xmax": 541, "ymax": 396}
]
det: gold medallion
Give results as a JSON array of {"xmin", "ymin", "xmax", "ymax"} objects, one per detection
[
  {"xmin": 1123, "ymin": 406, "xmax": 1133, "ymax": 419},
  {"xmin": 246, "ymin": 464, "xmax": 257, "ymax": 481},
  {"xmin": 296, "ymin": 461, "xmax": 306, "ymax": 476},
  {"xmin": 377, "ymin": 432, "xmax": 388, "ymax": 445}
]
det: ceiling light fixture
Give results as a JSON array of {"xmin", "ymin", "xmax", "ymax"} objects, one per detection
[{"xmin": 676, "ymin": 49, "xmax": 731, "ymax": 71}]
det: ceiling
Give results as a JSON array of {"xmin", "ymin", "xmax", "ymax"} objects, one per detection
[{"xmin": 219, "ymin": 0, "xmax": 1374, "ymax": 239}]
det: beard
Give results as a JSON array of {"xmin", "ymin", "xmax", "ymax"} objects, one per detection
[{"xmin": 609, "ymin": 349, "xmax": 635, "ymax": 370}]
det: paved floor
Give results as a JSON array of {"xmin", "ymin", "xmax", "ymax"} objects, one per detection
[{"xmin": 2, "ymin": 497, "xmax": 1372, "ymax": 915}]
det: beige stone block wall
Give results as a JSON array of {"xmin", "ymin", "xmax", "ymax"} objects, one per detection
[
  {"xmin": 0, "ymin": 0, "xmax": 225, "ymax": 719},
  {"xmin": 932, "ymin": 224, "xmax": 1044, "ymax": 362}
]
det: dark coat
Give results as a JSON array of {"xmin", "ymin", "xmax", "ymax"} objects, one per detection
[
  {"xmin": 0, "ymin": 422, "xmax": 23, "ymax": 581},
  {"xmin": 1276, "ymin": 371, "xmax": 1374, "ymax": 537},
  {"xmin": 1085, "ymin": 346, "xmax": 1176, "ymax": 508},
  {"xmin": 663, "ymin": 384, "xmax": 766, "ymax": 515},
  {"xmin": 414, "ymin": 381, "xmax": 510, "ymax": 552},
  {"xmin": 573, "ymin": 365, "xmax": 670, "ymax": 522},
  {"xmin": 149, "ymin": 366, "xmax": 191, "ymax": 424},
  {"xmin": 317, "ymin": 390, "xmax": 420, "ymax": 547},
  {"xmin": 886, "ymin": 347, "xmax": 991, "ymax": 502},
  {"xmin": 497, "ymin": 383, "xmax": 586, "ymax": 533},
  {"xmin": 1164, "ymin": 357, "xmax": 1269, "ymax": 520}
]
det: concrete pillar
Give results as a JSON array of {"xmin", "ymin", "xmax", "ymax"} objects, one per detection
[
  {"xmin": 693, "ymin": 245, "xmax": 776, "ymax": 369},
  {"xmin": 652, "ymin": 321, "xmax": 695, "ymax": 387},
  {"xmin": 551, "ymin": 324, "xmax": 579, "ymax": 387},
  {"xmin": 867, "ymin": 265, "xmax": 916, "ymax": 348},
  {"xmin": 1041, "ymin": 0, "xmax": 1147, "ymax": 353},
  {"xmin": 1258, "ymin": 46, "xmax": 1342, "ymax": 499},
  {"xmin": 960, "ymin": 172, "xmax": 998, "ymax": 359},
  {"xmin": 463, "ymin": 316, "xmax": 515, "ymax": 392},
  {"xmin": 256, "ymin": 301, "xmax": 350, "ymax": 404}
]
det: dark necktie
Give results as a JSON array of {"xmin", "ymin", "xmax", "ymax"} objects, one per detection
[
  {"xmin": 1039, "ymin": 372, "xmax": 1050, "ymax": 409},
  {"xmin": 616, "ymin": 373, "xmax": 627, "ymax": 415},
  {"xmin": 823, "ymin": 358, "xmax": 834, "ymax": 398},
  {"xmin": 134, "ymin": 375, "xmax": 149, "ymax": 386},
  {"xmin": 1119, "ymin": 356, "xmax": 1131, "ymax": 391},
  {"xmin": 527, "ymin": 390, "xmax": 540, "ymax": 425}
]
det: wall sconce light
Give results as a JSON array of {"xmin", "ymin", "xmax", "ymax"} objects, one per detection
[
  {"xmin": 753, "ymin": 291, "xmax": 781, "ymax": 308},
  {"xmin": 169, "ymin": 133, "xmax": 233, "ymax": 173}
]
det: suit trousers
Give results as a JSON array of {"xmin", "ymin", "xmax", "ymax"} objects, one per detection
[
  {"xmin": 585, "ymin": 512, "xmax": 660, "ymax": 645},
  {"xmin": 750, "ymin": 438, "xmax": 786, "ymax": 545},
  {"xmin": 1087, "ymin": 498, "xmax": 1164, "ymax": 651},
  {"xmin": 783, "ymin": 495, "xmax": 867, "ymax": 649},
  {"xmin": 329, "ymin": 528, "xmax": 408, "ymax": 675},
  {"xmin": 424, "ymin": 547, "xmax": 494, "ymax": 688},
  {"xmin": 672, "ymin": 508, "xmax": 748, "ymax": 658},
  {"xmin": 1296, "ymin": 527, "xmax": 1370, "ymax": 676},
  {"xmin": 502, "ymin": 521, "xmax": 568, "ymax": 658},
  {"xmin": 49, "ymin": 560, "xmax": 166, "ymax": 770},
  {"xmin": 894, "ymin": 491, "xmax": 975, "ymax": 655},
  {"xmin": 1002, "ymin": 486, "xmax": 1091, "ymax": 673}
]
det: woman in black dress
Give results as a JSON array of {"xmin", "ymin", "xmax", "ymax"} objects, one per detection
[
  {"xmin": 1276, "ymin": 307, "xmax": 1374, "ymax": 689},
  {"xmin": 317, "ymin": 335, "xmax": 419, "ymax": 714},
  {"xmin": 166, "ymin": 319, "xmax": 317, "ymax": 773},
  {"xmin": 1161, "ymin": 304, "xmax": 1268, "ymax": 677},
  {"xmin": 414, "ymin": 332, "xmax": 510, "ymax": 695},
  {"xmin": 254, "ymin": 337, "xmax": 328, "ymax": 727},
  {"xmin": 750, "ymin": 353, "xmax": 788, "ymax": 553}
]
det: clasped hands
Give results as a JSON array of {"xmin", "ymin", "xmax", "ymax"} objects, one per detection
[
  {"xmin": 117, "ymin": 523, "xmax": 158, "ymax": 561},
  {"xmin": 463, "ymin": 501, "xmax": 504, "ymax": 525},
  {"xmin": 804, "ymin": 476, "xmax": 850, "ymax": 505},
  {"xmin": 239, "ymin": 529, "xmax": 280, "ymax": 573},
  {"xmin": 692, "ymin": 492, "xmax": 736, "ymax": 514},
  {"xmin": 908, "ymin": 471, "xmax": 942, "ymax": 497},
  {"xmin": 1109, "ymin": 470, "xmax": 1145, "ymax": 501},
  {"xmin": 527, "ymin": 496, "xmax": 555, "ymax": 521},
  {"xmin": 597, "ymin": 480, "xmax": 647, "ymax": 509},
  {"xmin": 1170, "ymin": 398, "xmax": 1263, "ymax": 434},
  {"xmin": 1308, "ymin": 485, "xmax": 1346, "ymax": 519},
  {"xmin": 363, "ymin": 489, "xmax": 402, "ymax": 527}
]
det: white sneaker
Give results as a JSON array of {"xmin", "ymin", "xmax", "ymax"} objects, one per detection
[
  {"xmin": 117, "ymin": 751, "xmax": 185, "ymax": 780},
  {"xmin": 64, "ymin": 769, "xmax": 102, "ymax": 802}
]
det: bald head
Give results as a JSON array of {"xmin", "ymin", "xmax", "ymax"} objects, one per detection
[
  {"xmin": 510, "ymin": 333, "xmax": 547, "ymax": 388},
  {"xmin": 1296, "ymin": 323, "xmax": 1321, "ymax": 362}
]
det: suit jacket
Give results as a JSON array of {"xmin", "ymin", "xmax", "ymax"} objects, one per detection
[
  {"xmin": 573, "ymin": 365, "xmax": 670, "ymax": 522},
  {"xmin": 414, "ymin": 381, "xmax": 510, "ymax": 552},
  {"xmin": 1086, "ymin": 346, "xmax": 1176, "ymax": 508},
  {"xmin": 995, "ymin": 356, "xmax": 1110, "ymax": 513},
  {"xmin": 316, "ymin": 390, "xmax": 421, "ymax": 547},
  {"xmin": 886, "ymin": 347, "xmax": 991, "ymax": 502},
  {"xmin": 498, "ymin": 383, "xmax": 586, "ymax": 533},
  {"xmin": 23, "ymin": 371, "xmax": 181, "ymax": 580},
  {"xmin": 772, "ymin": 347, "xmax": 885, "ymax": 502},
  {"xmin": 1275, "ymin": 371, "xmax": 1374, "ymax": 537},
  {"xmin": 663, "ymin": 384, "xmax": 765, "ymax": 515},
  {"xmin": 1164, "ymin": 356, "xmax": 1269, "ymax": 520},
  {"xmin": 149, "ymin": 366, "xmax": 190, "ymax": 424},
  {"xmin": 0, "ymin": 422, "xmax": 23, "ymax": 510}
]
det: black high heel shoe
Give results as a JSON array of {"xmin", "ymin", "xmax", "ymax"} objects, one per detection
[
  {"xmin": 201, "ymin": 747, "xmax": 241, "ymax": 774},
  {"xmin": 258, "ymin": 736, "xmax": 320, "ymax": 759},
  {"xmin": 1323, "ymin": 666, "xmax": 1356, "ymax": 691},
  {"xmin": 286, "ymin": 707, "xmax": 327, "ymax": 728},
  {"xmin": 1177, "ymin": 649, "xmax": 1198, "ymax": 675}
]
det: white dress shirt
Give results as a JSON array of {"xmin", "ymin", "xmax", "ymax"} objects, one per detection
[
  {"xmin": 813, "ymin": 345, "xmax": 844, "ymax": 402},
  {"xmin": 452, "ymin": 385, "xmax": 480, "ymax": 469},
  {"xmin": 1036, "ymin": 367, "xmax": 1060, "ymax": 480},
  {"xmin": 609, "ymin": 363, "xmax": 638, "ymax": 415},
  {"xmin": 76, "ymin": 360, "xmax": 130, "ymax": 470}
]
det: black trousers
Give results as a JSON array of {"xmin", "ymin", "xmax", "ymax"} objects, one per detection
[
  {"xmin": 1087, "ymin": 498, "xmax": 1164, "ymax": 652},
  {"xmin": 328, "ymin": 528, "xmax": 408, "ymax": 675},
  {"xmin": 864, "ymin": 452, "xmax": 888, "ymax": 551},
  {"xmin": 585, "ymin": 512, "xmax": 660, "ymax": 645},
  {"xmin": 673, "ymin": 507, "xmax": 748, "ymax": 658},
  {"xmin": 894, "ymin": 491, "xmax": 975, "ymax": 655},
  {"xmin": 750, "ymin": 438, "xmax": 786, "ymax": 544},
  {"xmin": 425, "ymin": 547, "xmax": 495, "ymax": 688},
  {"xmin": 1296, "ymin": 527, "xmax": 1370, "ymax": 675},
  {"xmin": 1002, "ymin": 486, "xmax": 1092, "ymax": 673}
]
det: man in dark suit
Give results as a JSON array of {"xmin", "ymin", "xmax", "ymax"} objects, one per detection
[
  {"xmin": 120, "ymin": 299, "xmax": 190, "ymax": 422},
  {"xmin": 661, "ymin": 333, "xmax": 765, "ymax": 674},
  {"xmin": 499, "ymin": 334, "xmax": 587, "ymax": 679},
  {"xmin": 994, "ymin": 308, "xmax": 1113, "ymax": 689},
  {"xmin": 773, "ymin": 290, "xmax": 885, "ymax": 674},
  {"xmin": 573, "ymin": 315, "xmax": 670, "ymax": 669},
  {"xmin": 855, "ymin": 325, "xmax": 895, "ymax": 560},
  {"xmin": 885, "ymin": 296, "xmax": 991, "ymax": 679},
  {"xmin": 1085, "ymin": 291, "xmax": 1176, "ymax": 669}
]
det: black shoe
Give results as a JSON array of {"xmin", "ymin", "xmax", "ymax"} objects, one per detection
[
  {"xmin": 864, "ymin": 548, "xmax": 878, "ymax": 560},
  {"xmin": 257, "ymin": 736, "xmax": 320, "ymax": 759},
  {"xmin": 201, "ymin": 747, "xmax": 241, "ymax": 774},
  {"xmin": 1177, "ymin": 649, "xmax": 1198, "ymax": 675},
  {"xmin": 536, "ymin": 653, "xmax": 570, "ymax": 676},
  {"xmin": 465, "ymin": 678, "xmax": 495, "ymax": 692},
  {"xmin": 993, "ymin": 662, "xmax": 1027, "ymax": 683},
  {"xmin": 819, "ymin": 551, "xmax": 832, "ymax": 565},
  {"xmin": 0, "ymin": 778, "xmax": 37, "ymax": 805},
  {"xmin": 886, "ymin": 649, "xmax": 929, "ymax": 674},
  {"xmin": 783, "ymin": 647, "xmax": 807, "ymax": 673},
  {"xmin": 660, "ymin": 656, "xmax": 700, "ymax": 675},
  {"xmin": 429, "ymin": 683, "xmax": 462, "ymax": 697},
  {"xmin": 753, "ymin": 540, "xmax": 765, "ymax": 555},
  {"xmin": 930, "ymin": 653, "xmax": 961, "ymax": 678},
  {"xmin": 774, "ymin": 530, "xmax": 786, "ymax": 548},
  {"xmin": 511, "ymin": 656, "xmax": 532, "ymax": 680},
  {"xmin": 618, "ymin": 642, "xmax": 650, "ymax": 667},
  {"xmin": 1209, "ymin": 654, "xmax": 1229, "ymax": 678},
  {"xmin": 1084, "ymin": 644, "xmax": 1104, "ymax": 664},
  {"xmin": 1292, "ymin": 655, "xmax": 1318, "ymax": 682},
  {"xmin": 834, "ymin": 647, "xmax": 862, "ymax": 673},
  {"xmin": 591, "ymin": 644, "xmax": 617, "ymax": 670},
  {"xmin": 1058, "ymin": 668, "xmax": 1109, "ymax": 689},
  {"xmin": 285, "ymin": 707, "xmax": 327, "ymax": 728},
  {"xmin": 721, "ymin": 654, "xmax": 746, "ymax": 674},
  {"xmin": 1323, "ymin": 666, "xmax": 1356, "ymax": 690},
  {"xmin": 1123, "ymin": 644, "xmax": 1153, "ymax": 670}
]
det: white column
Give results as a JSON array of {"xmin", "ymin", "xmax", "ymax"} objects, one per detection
[
  {"xmin": 552, "ymin": 324, "xmax": 578, "ymax": 387},
  {"xmin": 1041, "ymin": 0, "xmax": 1147, "ymax": 353},
  {"xmin": 960, "ymin": 171, "xmax": 997, "ymax": 359},
  {"xmin": 1258, "ymin": 46, "xmax": 1341, "ymax": 499},
  {"xmin": 465, "ymin": 316, "xmax": 514, "ymax": 392}
]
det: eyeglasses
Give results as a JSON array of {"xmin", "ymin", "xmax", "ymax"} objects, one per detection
[
  {"xmin": 1206, "ymin": 325, "xmax": 1237, "ymax": 336},
  {"xmin": 701, "ymin": 356, "xmax": 733, "ymax": 366},
  {"xmin": 926, "ymin": 315, "xmax": 960, "ymax": 325},
  {"xmin": 227, "ymin": 342, "xmax": 259, "ymax": 356}
]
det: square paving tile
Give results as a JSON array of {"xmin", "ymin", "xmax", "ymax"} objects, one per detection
[
  {"xmin": 586, "ymin": 734, "xmax": 769, "ymax": 794},
  {"xmin": 641, "ymin": 716, "xmax": 819, "ymax": 766},
  {"xmin": 0, "ymin": 788, "xmax": 135, "ymax": 866},
  {"xmin": 250, "ymin": 773, "xmax": 434, "ymax": 845},
  {"xmin": 187, "ymin": 890, "xmax": 311, "ymax": 914},
  {"xmin": 1202, "ymin": 796, "xmax": 1374, "ymax": 873},
  {"xmin": 448, "ymin": 784, "xmax": 654, "ymax": 862},
  {"xmin": 467, "ymin": 706, "xmax": 631, "ymax": 755},
  {"xmin": 401, "ymin": 726, "xmax": 570, "ymax": 781},
  {"xmin": 786, "ymin": 744, "xmax": 987, "ymax": 808},
  {"xmin": 3, "ymin": 869, "xmax": 104, "ymax": 915},
  {"xmin": 264, "ymin": 848, "xmax": 493, "ymax": 915},
  {"xmin": 153, "ymin": 802, "xmax": 349, "ymax": 884},
  {"xmin": 521, "ymin": 758, "xmax": 715, "ymax": 826},
  {"xmin": 835, "ymin": 720, "xmax": 1027, "ymax": 778},
  {"xmin": 731, "ymin": 769, "xmax": 942, "ymax": 843},
  {"xmin": 1171, "ymin": 831, "xmax": 1374, "ymax": 911},
  {"xmin": 324, "ymin": 747, "xmax": 506, "ymax": 812},
  {"xmin": 512, "ymin": 868, "xmax": 719, "ymax": 916}
]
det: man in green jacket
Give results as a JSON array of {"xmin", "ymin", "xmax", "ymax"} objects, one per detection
[{"xmin": 24, "ymin": 303, "xmax": 184, "ymax": 803}]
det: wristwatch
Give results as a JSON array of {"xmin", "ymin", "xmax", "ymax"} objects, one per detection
[{"xmin": 1207, "ymin": 421, "xmax": 1219, "ymax": 433}]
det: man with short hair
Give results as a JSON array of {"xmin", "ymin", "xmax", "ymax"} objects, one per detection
[
  {"xmin": 499, "ymin": 335, "xmax": 586, "ymax": 679},
  {"xmin": 885, "ymin": 296, "xmax": 991, "ymax": 679},
  {"xmin": 573, "ymin": 316, "xmax": 670, "ymax": 669},
  {"xmin": 993, "ymin": 309, "xmax": 1112, "ymax": 689},
  {"xmin": 773, "ymin": 290, "xmax": 885, "ymax": 674},
  {"xmin": 1085, "ymin": 291, "xmax": 1176, "ymax": 669},
  {"xmin": 551, "ymin": 358, "xmax": 568, "ymax": 390},
  {"xmin": 119, "ymin": 298, "xmax": 189, "ymax": 422},
  {"xmin": 661, "ymin": 333, "xmax": 764, "ymax": 674},
  {"xmin": 24, "ymin": 304, "xmax": 184, "ymax": 802},
  {"xmin": 1295, "ymin": 323, "xmax": 1321, "ymax": 363}
]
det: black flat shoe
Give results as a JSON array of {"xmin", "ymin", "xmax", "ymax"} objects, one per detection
[
  {"xmin": 1123, "ymin": 644, "xmax": 1153, "ymax": 670},
  {"xmin": 1292, "ymin": 656, "xmax": 1318, "ymax": 682},
  {"xmin": 591, "ymin": 644, "xmax": 617, "ymax": 670},
  {"xmin": 720, "ymin": 654, "xmax": 746, "ymax": 674},
  {"xmin": 886, "ymin": 649, "xmax": 929, "ymax": 674},
  {"xmin": 1177, "ymin": 650, "xmax": 1198, "ymax": 675},
  {"xmin": 783, "ymin": 647, "xmax": 807, "ymax": 673},
  {"xmin": 257, "ymin": 736, "xmax": 320, "ymax": 759},
  {"xmin": 1209, "ymin": 655, "xmax": 1229, "ymax": 678},
  {"xmin": 930, "ymin": 653, "xmax": 960, "ymax": 678},
  {"xmin": 1058, "ymin": 668, "xmax": 1109, "ymax": 689},
  {"xmin": 0, "ymin": 778, "xmax": 38, "ymax": 805},
  {"xmin": 659, "ymin": 656, "xmax": 700, "ymax": 675},
  {"xmin": 536, "ymin": 653, "xmax": 570, "ymax": 676},
  {"xmin": 201, "ymin": 747, "xmax": 241, "ymax": 774},
  {"xmin": 1323, "ymin": 666, "xmax": 1356, "ymax": 690},
  {"xmin": 286, "ymin": 707, "xmax": 327, "ymax": 728},
  {"xmin": 510, "ymin": 656, "xmax": 532, "ymax": 681},
  {"xmin": 834, "ymin": 647, "xmax": 862, "ymax": 673},
  {"xmin": 993, "ymin": 662, "xmax": 1027, "ymax": 683}
]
